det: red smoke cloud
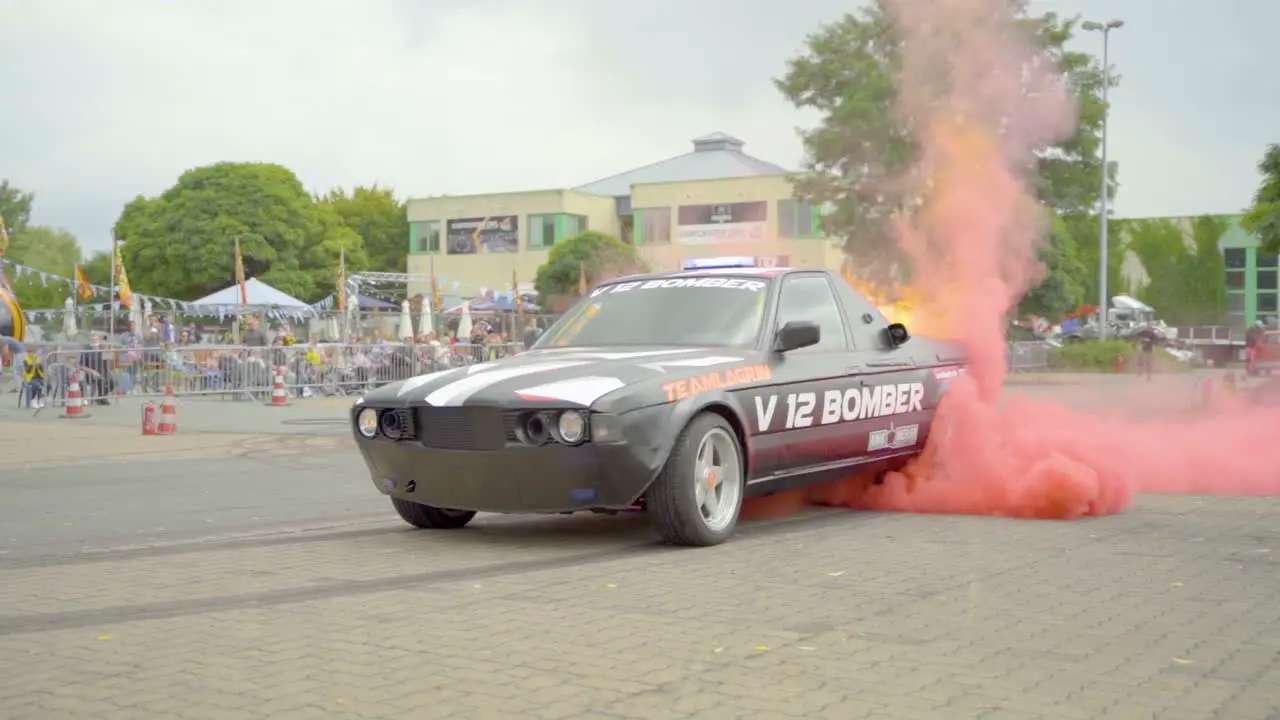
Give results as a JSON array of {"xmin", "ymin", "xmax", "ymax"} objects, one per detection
[{"xmin": 746, "ymin": 0, "xmax": 1280, "ymax": 521}]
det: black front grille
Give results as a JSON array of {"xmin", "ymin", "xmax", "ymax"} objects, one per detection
[{"xmin": 417, "ymin": 407, "xmax": 506, "ymax": 450}]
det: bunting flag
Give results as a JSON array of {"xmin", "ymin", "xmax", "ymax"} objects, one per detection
[
  {"xmin": 336, "ymin": 245, "xmax": 347, "ymax": 313},
  {"xmin": 75, "ymin": 266, "xmax": 94, "ymax": 302},
  {"xmin": 512, "ymin": 269, "xmax": 522, "ymax": 314},
  {"xmin": 578, "ymin": 259, "xmax": 588, "ymax": 296},
  {"xmin": 114, "ymin": 246, "xmax": 134, "ymax": 308},
  {"xmin": 234, "ymin": 238, "xmax": 248, "ymax": 305}
]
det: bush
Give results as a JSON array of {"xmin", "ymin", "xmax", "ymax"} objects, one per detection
[{"xmin": 1047, "ymin": 339, "xmax": 1135, "ymax": 372}]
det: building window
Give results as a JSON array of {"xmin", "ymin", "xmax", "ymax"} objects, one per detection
[
  {"xmin": 634, "ymin": 208, "xmax": 671, "ymax": 245},
  {"xmin": 1260, "ymin": 270, "xmax": 1278, "ymax": 291},
  {"xmin": 1226, "ymin": 270, "xmax": 1245, "ymax": 290},
  {"xmin": 528, "ymin": 214, "xmax": 588, "ymax": 249},
  {"xmin": 778, "ymin": 200, "xmax": 812, "ymax": 238},
  {"xmin": 1228, "ymin": 292, "xmax": 1246, "ymax": 313},
  {"xmin": 410, "ymin": 221, "xmax": 440, "ymax": 253},
  {"xmin": 1260, "ymin": 252, "xmax": 1279, "ymax": 268},
  {"xmin": 1260, "ymin": 293, "xmax": 1278, "ymax": 314},
  {"xmin": 1224, "ymin": 247, "xmax": 1247, "ymax": 269},
  {"xmin": 1229, "ymin": 312, "xmax": 1246, "ymax": 332}
]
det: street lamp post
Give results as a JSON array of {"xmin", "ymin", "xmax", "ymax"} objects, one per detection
[{"xmin": 1082, "ymin": 19, "xmax": 1124, "ymax": 341}]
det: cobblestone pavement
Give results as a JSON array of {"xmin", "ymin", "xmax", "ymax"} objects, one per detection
[{"xmin": 1, "ymin": 418, "xmax": 1278, "ymax": 720}]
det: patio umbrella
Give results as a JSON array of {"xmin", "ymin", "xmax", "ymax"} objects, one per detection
[
  {"xmin": 457, "ymin": 302, "xmax": 473, "ymax": 341},
  {"xmin": 419, "ymin": 298, "xmax": 434, "ymax": 338},
  {"xmin": 397, "ymin": 300, "xmax": 414, "ymax": 342},
  {"xmin": 62, "ymin": 296, "xmax": 78, "ymax": 338}
]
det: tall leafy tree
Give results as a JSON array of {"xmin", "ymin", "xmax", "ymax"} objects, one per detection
[
  {"xmin": 775, "ymin": 2, "xmax": 1115, "ymax": 300},
  {"xmin": 1124, "ymin": 216, "xmax": 1229, "ymax": 325},
  {"xmin": 534, "ymin": 231, "xmax": 647, "ymax": 310},
  {"xmin": 4, "ymin": 225, "xmax": 83, "ymax": 275},
  {"xmin": 317, "ymin": 186, "xmax": 408, "ymax": 273},
  {"xmin": 0, "ymin": 180, "xmax": 35, "ymax": 255},
  {"xmin": 1019, "ymin": 215, "xmax": 1086, "ymax": 319},
  {"xmin": 115, "ymin": 162, "xmax": 367, "ymax": 301},
  {"xmin": 1243, "ymin": 144, "xmax": 1280, "ymax": 253}
]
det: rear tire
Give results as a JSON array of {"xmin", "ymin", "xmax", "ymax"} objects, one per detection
[
  {"xmin": 648, "ymin": 413, "xmax": 745, "ymax": 547},
  {"xmin": 391, "ymin": 498, "xmax": 476, "ymax": 529}
]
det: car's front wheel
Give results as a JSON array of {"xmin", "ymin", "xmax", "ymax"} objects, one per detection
[
  {"xmin": 648, "ymin": 412, "xmax": 745, "ymax": 547},
  {"xmin": 391, "ymin": 498, "xmax": 476, "ymax": 529}
]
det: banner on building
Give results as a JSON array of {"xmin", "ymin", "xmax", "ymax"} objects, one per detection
[
  {"xmin": 447, "ymin": 216, "xmax": 520, "ymax": 254},
  {"xmin": 676, "ymin": 202, "xmax": 767, "ymax": 244}
]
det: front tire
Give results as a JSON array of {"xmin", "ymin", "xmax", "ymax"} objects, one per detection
[
  {"xmin": 391, "ymin": 498, "xmax": 476, "ymax": 529},
  {"xmin": 648, "ymin": 413, "xmax": 745, "ymax": 547}
]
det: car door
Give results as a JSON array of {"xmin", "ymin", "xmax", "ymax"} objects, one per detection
[{"xmin": 743, "ymin": 272, "xmax": 857, "ymax": 478}]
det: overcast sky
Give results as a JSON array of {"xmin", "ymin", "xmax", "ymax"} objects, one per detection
[{"xmin": 0, "ymin": 0, "xmax": 1274, "ymax": 253}]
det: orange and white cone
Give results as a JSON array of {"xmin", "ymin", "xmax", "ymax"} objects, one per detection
[
  {"xmin": 60, "ymin": 371, "xmax": 92, "ymax": 419},
  {"xmin": 157, "ymin": 384, "xmax": 178, "ymax": 435},
  {"xmin": 266, "ymin": 366, "xmax": 291, "ymax": 407}
]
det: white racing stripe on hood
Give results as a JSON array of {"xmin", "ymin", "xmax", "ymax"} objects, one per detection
[
  {"xmin": 515, "ymin": 376, "xmax": 627, "ymax": 406},
  {"xmin": 424, "ymin": 361, "xmax": 594, "ymax": 406},
  {"xmin": 397, "ymin": 367, "xmax": 463, "ymax": 397},
  {"xmin": 638, "ymin": 355, "xmax": 743, "ymax": 372},
  {"xmin": 525, "ymin": 348, "xmax": 699, "ymax": 361}
]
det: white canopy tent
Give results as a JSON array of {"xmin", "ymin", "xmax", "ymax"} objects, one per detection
[{"xmin": 189, "ymin": 278, "xmax": 311, "ymax": 309}]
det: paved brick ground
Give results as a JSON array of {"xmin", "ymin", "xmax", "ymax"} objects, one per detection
[{"xmin": 2, "ymin": 393, "xmax": 1278, "ymax": 719}]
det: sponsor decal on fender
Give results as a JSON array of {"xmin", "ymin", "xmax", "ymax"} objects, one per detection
[
  {"xmin": 663, "ymin": 364, "xmax": 772, "ymax": 402},
  {"xmin": 868, "ymin": 422, "xmax": 919, "ymax": 451},
  {"xmin": 933, "ymin": 365, "xmax": 965, "ymax": 381},
  {"xmin": 753, "ymin": 381, "xmax": 925, "ymax": 433}
]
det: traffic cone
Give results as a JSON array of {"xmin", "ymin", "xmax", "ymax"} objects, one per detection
[
  {"xmin": 266, "ymin": 366, "xmax": 291, "ymax": 407},
  {"xmin": 157, "ymin": 384, "xmax": 178, "ymax": 435},
  {"xmin": 60, "ymin": 371, "xmax": 92, "ymax": 419}
]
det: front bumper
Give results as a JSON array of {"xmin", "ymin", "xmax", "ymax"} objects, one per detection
[{"xmin": 352, "ymin": 405, "xmax": 668, "ymax": 513}]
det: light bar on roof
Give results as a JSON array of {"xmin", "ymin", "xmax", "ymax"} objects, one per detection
[{"xmin": 681, "ymin": 256, "xmax": 759, "ymax": 270}]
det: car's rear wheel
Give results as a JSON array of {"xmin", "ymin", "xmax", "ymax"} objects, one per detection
[
  {"xmin": 648, "ymin": 413, "xmax": 744, "ymax": 547},
  {"xmin": 391, "ymin": 498, "xmax": 476, "ymax": 529}
]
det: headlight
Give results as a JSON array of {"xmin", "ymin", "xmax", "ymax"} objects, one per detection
[
  {"xmin": 556, "ymin": 410, "xmax": 586, "ymax": 445},
  {"xmin": 356, "ymin": 408, "xmax": 380, "ymax": 438}
]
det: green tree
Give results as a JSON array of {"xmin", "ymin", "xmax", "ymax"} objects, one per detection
[
  {"xmin": 1186, "ymin": 215, "xmax": 1229, "ymax": 324},
  {"xmin": 1125, "ymin": 218, "xmax": 1189, "ymax": 319},
  {"xmin": 4, "ymin": 225, "xmax": 83, "ymax": 275},
  {"xmin": 1242, "ymin": 144, "xmax": 1280, "ymax": 253},
  {"xmin": 775, "ymin": 3, "xmax": 1114, "ymax": 291},
  {"xmin": 317, "ymin": 186, "xmax": 407, "ymax": 272},
  {"xmin": 1067, "ymin": 213, "xmax": 1128, "ymax": 311},
  {"xmin": 1018, "ymin": 215, "xmax": 1086, "ymax": 319},
  {"xmin": 0, "ymin": 180, "xmax": 35, "ymax": 255},
  {"xmin": 9, "ymin": 268, "xmax": 71, "ymax": 309},
  {"xmin": 533, "ymin": 231, "xmax": 648, "ymax": 306},
  {"xmin": 81, "ymin": 250, "xmax": 114, "ymax": 286},
  {"xmin": 1124, "ymin": 215, "xmax": 1229, "ymax": 325},
  {"xmin": 115, "ymin": 162, "xmax": 365, "ymax": 301}
]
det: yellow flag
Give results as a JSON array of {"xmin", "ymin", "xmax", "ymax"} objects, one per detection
[{"xmin": 115, "ymin": 247, "xmax": 134, "ymax": 308}]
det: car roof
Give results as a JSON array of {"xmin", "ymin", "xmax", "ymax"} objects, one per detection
[{"xmin": 601, "ymin": 266, "xmax": 807, "ymax": 285}]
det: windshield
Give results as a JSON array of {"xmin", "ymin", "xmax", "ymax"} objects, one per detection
[{"xmin": 537, "ymin": 275, "xmax": 771, "ymax": 348}]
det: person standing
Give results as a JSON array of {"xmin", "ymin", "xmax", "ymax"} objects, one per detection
[
  {"xmin": 1245, "ymin": 320, "xmax": 1264, "ymax": 376},
  {"xmin": 1137, "ymin": 331, "xmax": 1155, "ymax": 381}
]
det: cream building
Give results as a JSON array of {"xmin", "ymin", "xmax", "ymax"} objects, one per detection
[{"xmin": 405, "ymin": 133, "xmax": 844, "ymax": 296}]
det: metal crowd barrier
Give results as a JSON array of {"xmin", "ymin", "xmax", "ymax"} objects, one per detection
[
  {"xmin": 1008, "ymin": 341, "xmax": 1050, "ymax": 373},
  {"xmin": 30, "ymin": 341, "xmax": 526, "ymax": 404}
]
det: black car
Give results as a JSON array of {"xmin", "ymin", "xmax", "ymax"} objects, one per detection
[{"xmin": 352, "ymin": 266, "xmax": 967, "ymax": 546}]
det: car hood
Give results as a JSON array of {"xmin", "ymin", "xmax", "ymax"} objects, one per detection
[{"xmin": 366, "ymin": 346, "xmax": 770, "ymax": 411}]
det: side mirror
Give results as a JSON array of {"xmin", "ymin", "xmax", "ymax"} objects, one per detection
[
  {"xmin": 773, "ymin": 321, "xmax": 820, "ymax": 353},
  {"xmin": 523, "ymin": 327, "xmax": 542, "ymax": 350},
  {"xmin": 885, "ymin": 322, "xmax": 910, "ymax": 347}
]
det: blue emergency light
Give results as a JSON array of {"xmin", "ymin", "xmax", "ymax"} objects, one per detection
[{"xmin": 681, "ymin": 256, "xmax": 759, "ymax": 270}]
